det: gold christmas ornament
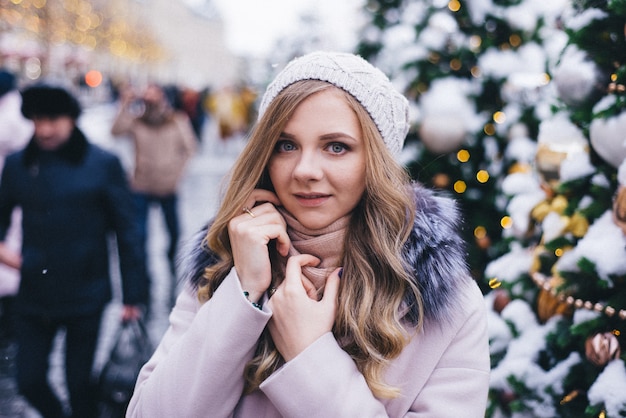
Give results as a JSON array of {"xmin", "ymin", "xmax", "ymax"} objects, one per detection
[
  {"xmin": 535, "ymin": 142, "xmax": 567, "ymax": 188},
  {"xmin": 530, "ymin": 195, "xmax": 569, "ymax": 222},
  {"xmin": 550, "ymin": 195, "xmax": 569, "ymax": 214},
  {"xmin": 535, "ymin": 143, "xmax": 589, "ymax": 190},
  {"xmin": 565, "ymin": 212, "xmax": 589, "ymax": 237},
  {"xmin": 533, "ymin": 273, "xmax": 573, "ymax": 323},
  {"xmin": 508, "ymin": 162, "xmax": 533, "ymax": 175},
  {"xmin": 535, "ymin": 117, "xmax": 589, "ymax": 189},
  {"xmin": 532, "ymin": 272, "xmax": 626, "ymax": 320},
  {"xmin": 585, "ymin": 332, "xmax": 622, "ymax": 367},
  {"xmin": 531, "ymin": 201, "xmax": 552, "ymax": 222}
]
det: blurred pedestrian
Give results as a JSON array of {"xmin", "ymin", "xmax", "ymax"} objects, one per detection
[
  {"xmin": 179, "ymin": 86, "xmax": 207, "ymax": 141},
  {"xmin": 0, "ymin": 84, "xmax": 148, "ymax": 418},
  {"xmin": 111, "ymin": 83, "xmax": 197, "ymax": 305},
  {"xmin": 206, "ymin": 85, "xmax": 256, "ymax": 142},
  {"xmin": 0, "ymin": 69, "xmax": 33, "ymax": 341},
  {"xmin": 127, "ymin": 51, "xmax": 489, "ymax": 417}
]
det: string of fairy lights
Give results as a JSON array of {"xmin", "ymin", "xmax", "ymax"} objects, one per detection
[{"xmin": 0, "ymin": 0, "xmax": 164, "ymax": 73}]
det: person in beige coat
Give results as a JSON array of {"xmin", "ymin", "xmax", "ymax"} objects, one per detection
[{"xmin": 111, "ymin": 83, "xmax": 197, "ymax": 305}]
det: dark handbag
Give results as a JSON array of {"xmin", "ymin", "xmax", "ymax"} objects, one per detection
[{"xmin": 97, "ymin": 318, "xmax": 153, "ymax": 416}]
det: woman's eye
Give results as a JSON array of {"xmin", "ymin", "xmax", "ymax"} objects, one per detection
[
  {"xmin": 275, "ymin": 140, "xmax": 296, "ymax": 152},
  {"xmin": 328, "ymin": 142, "xmax": 348, "ymax": 154}
]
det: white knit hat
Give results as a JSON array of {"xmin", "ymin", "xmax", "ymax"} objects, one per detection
[{"xmin": 258, "ymin": 51, "xmax": 410, "ymax": 157}]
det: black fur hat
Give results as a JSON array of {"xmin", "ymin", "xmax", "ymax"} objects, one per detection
[{"xmin": 20, "ymin": 84, "xmax": 82, "ymax": 119}]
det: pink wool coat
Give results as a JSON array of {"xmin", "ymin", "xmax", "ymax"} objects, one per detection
[
  {"xmin": 127, "ymin": 186, "xmax": 490, "ymax": 417},
  {"xmin": 127, "ymin": 272, "xmax": 488, "ymax": 417}
]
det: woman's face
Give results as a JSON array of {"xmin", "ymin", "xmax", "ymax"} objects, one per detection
[{"xmin": 268, "ymin": 88, "xmax": 367, "ymax": 230}]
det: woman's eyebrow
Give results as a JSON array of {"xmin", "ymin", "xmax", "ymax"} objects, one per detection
[
  {"xmin": 319, "ymin": 132, "xmax": 358, "ymax": 141},
  {"xmin": 278, "ymin": 131, "xmax": 296, "ymax": 139},
  {"xmin": 279, "ymin": 131, "xmax": 359, "ymax": 142}
]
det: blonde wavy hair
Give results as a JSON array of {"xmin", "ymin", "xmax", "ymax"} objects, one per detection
[{"xmin": 197, "ymin": 80, "xmax": 421, "ymax": 398}]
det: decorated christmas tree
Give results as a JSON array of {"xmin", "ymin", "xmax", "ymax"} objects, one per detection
[
  {"xmin": 357, "ymin": 0, "xmax": 626, "ymax": 416},
  {"xmin": 484, "ymin": 1, "xmax": 626, "ymax": 416},
  {"xmin": 357, "ymin": 0, "xmax": 569, "ymax": 283}
]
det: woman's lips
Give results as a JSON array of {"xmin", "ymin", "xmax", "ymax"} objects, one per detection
[{"xmin": 294, "ymin": 194, "xmax": 330, "ymax": 207}]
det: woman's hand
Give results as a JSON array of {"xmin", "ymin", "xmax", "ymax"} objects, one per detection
[
  {"xmin": 267, "ymin": 254, "xmax": 341, "ymax": 362},
  {"xmin": 228, "ymin": 189, "xmax": 290, "ymax": 303}
]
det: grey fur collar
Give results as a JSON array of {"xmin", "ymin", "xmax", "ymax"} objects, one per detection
[{"xmin": 179, "ymin": 183, "xmax": 470, "ymax": 326}]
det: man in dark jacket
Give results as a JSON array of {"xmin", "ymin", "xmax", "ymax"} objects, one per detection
[{"xmin": 0, "ymin": 84, "xmax": 148, "ymax": 418}]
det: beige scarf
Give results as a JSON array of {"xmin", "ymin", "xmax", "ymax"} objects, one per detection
[{"xmin": 277, "ymin": 208, "xmax": 348, "ymax": 298}]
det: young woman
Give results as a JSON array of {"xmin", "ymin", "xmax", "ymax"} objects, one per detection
[{"xmin": 127, "ymin": 51, "xmax": 490, "ymax": 417}]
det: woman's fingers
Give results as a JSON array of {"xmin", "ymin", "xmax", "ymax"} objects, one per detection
[
  {"xmin": 283, "ymin": 254, "xmax": 320, "ymax": 287},
  {"xmin": 236, "ymin": 189, "xmax": 291, "ymax": 256},
  {"xmin": 268, "ymin": 257, "xmax": 339, "ymax": 362},
  {"xmin": 228, "ymin": 189, "xmax": 290, "ymax": 300},
  {"xmin": 300, "ymin": 275, "xmax": 318, "ymax": 300},
  {"xmin": 321, "ymin": 268, "xmax": 342, "ymax": 307},
  {"xmin": 241, "ymin": 189, "xmax": 281, "ymax": 214}
]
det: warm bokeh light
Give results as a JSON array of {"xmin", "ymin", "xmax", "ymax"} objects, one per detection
[
  {"xmin": 493, "ymin": 111, "xmax": 506, "ymax": 124},
  {"xmin": 457, "ymin": 149, "xmax": 470, "ymax": 162},
  {"xmin": 85, "ymin": 70, "xmax": 103, "ymax": 87},
  {"xmin": 448, "ymin": 0, "xmax": 461, "ymax": 12},
  {"xmin": 509, "ymin": 34, "xmax": 522, "ymax": 47},
  {"xmin": 454, "ymin": 180, "xmax": 467, "ymax": 193},
  {"xmin": 474, "ymin": 226, "xmax": 487, "ymax": 239},
  {"xmin": 432, "ymin": 173, "xmax": 451, "ymax": 188},
  {"xmin": 469, "ymin": 35, "xmax": 482, "ymax": 52},
  {"xmin": 500, "ymin": 216, "xmax": 513, "ymax": 229},
  {"xmin": 477, "ymin": 170, "xmax": 490, "ymax": 183},
  {"xmin": 0, "ymin": 0, "xmax": 165, "ymax": 68},
  {"xmin": 450, "ymin": 58, "xmax": 462, "ymax": 71}
]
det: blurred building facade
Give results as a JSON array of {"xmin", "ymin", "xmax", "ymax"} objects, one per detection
[{"xmin": 0, "ymin": 0, "xmax": 239, "ymax": 92}]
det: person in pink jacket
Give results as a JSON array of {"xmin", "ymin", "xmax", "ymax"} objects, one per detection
[{"xmin": 127, "ymin": 51, "xmax": 490, "ymax": 418}]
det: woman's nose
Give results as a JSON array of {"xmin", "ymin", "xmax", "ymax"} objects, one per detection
[{"xmin": 293, "ymin": 151, "xmax": 323, "ymax": 181}]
